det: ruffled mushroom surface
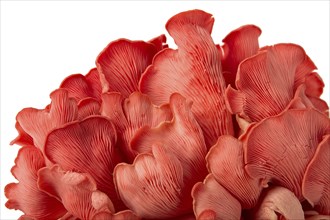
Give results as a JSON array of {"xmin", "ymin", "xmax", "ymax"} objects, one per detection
[
  {"xmin": 60, "ymin": 68, "xmax": 102, "ymax": 102},
  {"xmin": 14, "ymin": 89, "xmax": 78, "ymax": 152},
  {"xmin": 5, "ymin": 8, "xmax": 330, "ymax": 220},
  {"xmin": 114, "ymin": 93, "xmax": 208, "ymax": 218},
  {"xmin": 140, "ymin": 9, "xmax": 234, "ymax": 147},
  {"xmin": 243, "ymin": 108, "xmax": 330, "ymax": 199},
  {"xmin": 192, "ymin": 174, "xmax": 242, "ymax": 220},
  {"xmin": 114, "ymin": 145, "xmax": 186, "ymax": 218},
  {"xmin": 131, "ymin": 93, "xmax": 208, "ymax": 184},
  {"xmin": 101, "ymin": 91, "xmax": 172, "ymax": 161},
  {"xmin": 5, "ymin": 146, "xmax": 66, "ymax": 219},
  {"xmin": 96, "ymin": 37, "xmax": 163, "ymax": 97},
  {"xmin": 302, "ymin": 135, "xmax": 330, "ymax": 215},
  {"xmin": 225, "ymin": 44, "xmax": 328, "ymax": 122},
  {"xmin": 44, "ymin": 116, "xmax": 125, "ymax": 210},
  {"xmin": 221, "ymin": 24, "xmax": 261, "ymax": 87},
  {"xmin": 253, "ymin": 186, "xmax": 304, "ymax": 219},
  {"xmin": 38, "ymin": 165, "xmax": 139, "ymax": 220},
  {"xmin": 206, "ymin": 135, "xmax": 263, "ymax": 208}
]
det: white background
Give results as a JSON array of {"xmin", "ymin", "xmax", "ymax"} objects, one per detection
[{"xmin": 1, "ymin": 1, "xmax": 329, "ymax": 219}]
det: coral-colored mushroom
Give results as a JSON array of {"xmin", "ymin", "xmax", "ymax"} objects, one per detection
[
  {"xmin": 96, "ymin": 39, "xmax": 159, "ymax": 97},
  {"xmin": 131, "ymin": 93, "xmax": 208, "ymax": 184},
  {"xmin": 60, "ymin": 68, "xmax": 102, "ymax": 102},
  {"xmin": 15, "ymin": 89, "xmax": 78, "ymax": 152},
  {"xmin": 38, "ymin": 165, "xmax": 139, "ymax": 220},
  {"xmin": 244, "ymin": 108, "xmax": 330, "ymax": 199},
  {"xmin": 140, "ymin": 9, "xmax": 234, "ymax": 147},
  {"xmin": 10, "ymin": 121, "xmax": 34, "ymax": 146},
  {"xmin": 302, "ymin": 135, "xmax": 330, "ymax": 215},
  {"xmin": 5, "ymin": 146, "xmax": 66, "ymax": 219},
  {"xmin": 76, "ymin": 97, "xmax": 100, "ymax": 120},
  {"xmin": 225, "ymin": 43, "xmax": 327, "ymax": 122},
  {"xmin": 206, "ymin": 135, "xmax": 263, "ymax": 208},
  {"xmin": 5, "ymin": 8, "xmax": 330, "ymax": 220},
  {"xmin": 221, "ymin": 24, "xmax": 261, "ymax": 87},
  {"xmin": 192, "ymin": 174, "xmax": 242, "ymax": 220},
  {"xmin": 254, "ymin": 186, "xmax": 304, "ymax": 219},
  {"xmin": 114, "ymin": 145, "xmax": 187, "ymax": 218},
  {"xmin": 44, "ymin": 116, "xmax": 125, "ymax": 210},
  {"xmin": 101, "ymin": 91, "xmax": 172, "ymax": 161}
]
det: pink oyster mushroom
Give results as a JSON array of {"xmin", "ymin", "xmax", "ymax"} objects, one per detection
[{"xmin": 5, "ymin": 9, "xmax": 330, "ymax": 220}]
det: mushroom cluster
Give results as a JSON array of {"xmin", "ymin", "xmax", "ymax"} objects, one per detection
[{"xmin": 5, "ymin": 9, "xmax": 329, "ymax": 219}]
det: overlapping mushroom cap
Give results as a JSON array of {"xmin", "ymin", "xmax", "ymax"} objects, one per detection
[
  {"xmin": 225, "ymin": 43, "xmax": 328, "ymax": 123},
  {"xmin": 5, "ymin": 9, "xmax": 330, "ymax": 220},
  {"xmin": 140, "ymin": 10, "xmax": 234, "ymax": 147}
]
